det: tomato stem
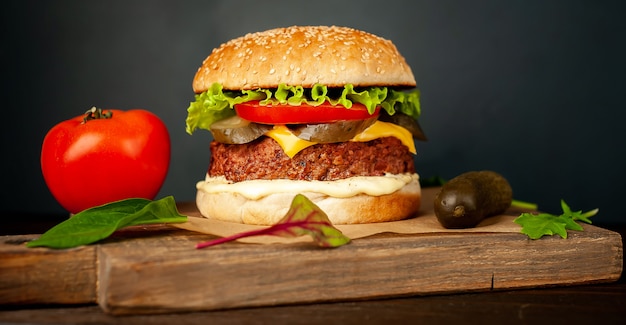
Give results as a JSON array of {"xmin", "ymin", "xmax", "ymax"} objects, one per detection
[{"xmin": 82, "ymin": 107, "xmax": 113, "ymax": 124}]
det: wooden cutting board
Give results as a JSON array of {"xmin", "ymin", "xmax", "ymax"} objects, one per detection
[{"xmin": 0, "ymin": 188, "xmax": 622, "ymax": 315}]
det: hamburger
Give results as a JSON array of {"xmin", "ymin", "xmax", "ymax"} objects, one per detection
[{"xmin": 185, "ymin": 26, "xmax": 425, "ymax": 225}]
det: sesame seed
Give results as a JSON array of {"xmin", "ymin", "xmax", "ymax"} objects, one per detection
[{"xmin": 196, "ymin": 25, "xmax": 415, "ymax": 89}]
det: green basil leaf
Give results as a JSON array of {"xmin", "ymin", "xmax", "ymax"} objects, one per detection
[{"xmin": 26, "ymin": 196, "xmax": 187, "ymax": 249}]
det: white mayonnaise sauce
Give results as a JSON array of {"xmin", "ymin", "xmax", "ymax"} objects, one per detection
[{"xmin": 196, "ymin": 173, "xmax": 419, "ymax": 200}]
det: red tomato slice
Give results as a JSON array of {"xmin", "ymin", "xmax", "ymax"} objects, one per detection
[{"xmin": 234, "ymin": 101, "xmax": 380, "ymax": 124}]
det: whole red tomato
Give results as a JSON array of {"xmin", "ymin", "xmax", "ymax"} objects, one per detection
[{"xmin": 41, "ymin": 107, "xmax": 171, "ymax": 214}]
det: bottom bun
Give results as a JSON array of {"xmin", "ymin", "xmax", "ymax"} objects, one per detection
[{"xmin": 195, "ymin": 175, "xmax": 422, "ymax": 225}]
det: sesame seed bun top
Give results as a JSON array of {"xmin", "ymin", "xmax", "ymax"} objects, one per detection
[{"xmin": 192, "ymin": 26, "xmax": 417, "ymax": 92}]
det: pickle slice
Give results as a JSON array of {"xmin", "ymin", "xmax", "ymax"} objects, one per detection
[
  {"xmin": 210, "ymin": 115, "xmax": 272, "ymax": 144},
  {"xmin": 379, "ymin": 112, "xmax": 427, "ymax": 141},
  {"xmin": 289, "ymin": 117, "xmax": 378, "ymax": 143}
]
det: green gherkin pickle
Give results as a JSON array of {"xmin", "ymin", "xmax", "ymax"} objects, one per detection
[
  {"xmin": 290, "ymin": 117, "xmax": 377, "ymax": 143},
  {"xmin": 434, "ymin": 171, "xmax": 513, "ymax": 229},
  {"xmin": 209, "ymin": 115, "xmax": 272, "ymax": 144}
]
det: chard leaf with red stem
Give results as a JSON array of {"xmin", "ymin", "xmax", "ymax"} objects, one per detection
[{"xmin": 196, "ymin": 194, "xmax": 351, "ymax": 249}]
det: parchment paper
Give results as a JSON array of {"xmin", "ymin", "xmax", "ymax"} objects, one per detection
[{"xmin": 172, "ymin": 189, "xmax": 529, "ymax": 245}]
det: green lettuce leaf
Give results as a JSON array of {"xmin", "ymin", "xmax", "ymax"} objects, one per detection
[{"xmin": 185, "ymin": 83, "xmax": 421, "ymax": 134}]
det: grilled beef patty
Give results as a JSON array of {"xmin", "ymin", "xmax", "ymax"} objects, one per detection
[{"xmin": 208, "ymin": 136, "xmax": 415, "ymax": 182}]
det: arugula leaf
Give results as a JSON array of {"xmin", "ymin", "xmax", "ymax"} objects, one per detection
[
  {"xmin": 562, "ymin": 200, "xmax": 598, "ymax": 224},
  {"xmin": 510, "ymin": 199, "xmax": 538, "ymax": 211},
  {"xmin": 513, "ymin": 200, "xmax": 598, "ymax": 239},
  {"xmin": 26, "ymin": 196, "xmax": 187, "ymax": 249},
  {"xmin": 196, "ymin": 194, "xmax": 351, "ymax": 249}
]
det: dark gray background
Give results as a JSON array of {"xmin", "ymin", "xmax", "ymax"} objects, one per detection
[{"xmin": 3, "ymin": 0, "xmax": 625, "ymax": 225}]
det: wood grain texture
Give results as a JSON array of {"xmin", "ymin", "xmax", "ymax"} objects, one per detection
[
  {"xmin": 0, "ymin": 235, "xmax": 96, "ymax": 304},
  {"xmin": 1, "ymin": 188, "xmax": 622, "ymax": 315},
  {"xmin": 97, "ymin": 223, "xmax": 622, "ymax": 315},
  {"xmin": 3, "ymin": 280, "xmax": 626, "ymax": 325}
]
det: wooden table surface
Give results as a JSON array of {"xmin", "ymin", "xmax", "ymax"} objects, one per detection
[{"xmin": 1, "ymin": 217, "xmax": 625, "ymax": 324}]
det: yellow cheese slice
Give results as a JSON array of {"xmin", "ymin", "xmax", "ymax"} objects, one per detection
[
  {"xmin": 351, "ymin": 121, "xmax": 416, "ymax": 154},
  {"xmin": 265, "ymin": 126, "xmax": 317, "ymax": 158},
  {"xmin": 265, "ymin": 121, "xmax": 416, "ymax": 159}
]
